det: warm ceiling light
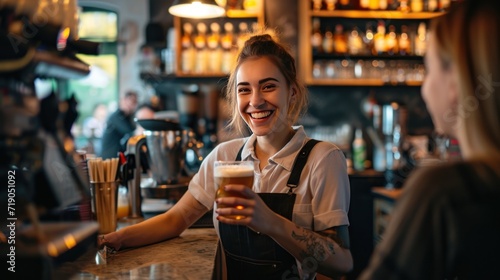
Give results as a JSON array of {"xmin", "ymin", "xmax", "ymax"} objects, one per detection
[{"xmin": 168, "ymin": 0, "xmax": 226, "ymax": 19}]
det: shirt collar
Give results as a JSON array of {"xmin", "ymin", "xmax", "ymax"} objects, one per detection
[{"xmin": 240, "ymin": 126, "xmax": 308, "ymax": 172}]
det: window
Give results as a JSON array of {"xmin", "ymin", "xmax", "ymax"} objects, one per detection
[{"xmin": 69, "ymin": 7, "xmax": 118, "ymax": 156}]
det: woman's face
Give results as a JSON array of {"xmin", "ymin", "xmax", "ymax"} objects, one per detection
[
  {"xmin": 421, "ymin": 34, "xmax": 458, "ymax": 137},
  {"xmin": 236, "ymin": 57, "xmax": 294, "ymax": 138}
]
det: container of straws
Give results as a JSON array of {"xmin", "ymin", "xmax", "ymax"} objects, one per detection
[{"xmin": 87, "ymin": 157, "xmax": 120, "ymax": 234}]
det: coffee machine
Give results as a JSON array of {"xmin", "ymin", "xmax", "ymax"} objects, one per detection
[
  {"xmin": 0, "ymin": 1, "xmax": 102, "ymax": 278},
  {"xmin": 123, "ymin": 119, "xmax": 203, "ymax": 219}
]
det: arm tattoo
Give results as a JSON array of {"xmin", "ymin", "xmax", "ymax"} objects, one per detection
[{"xmin": 291, "ymin": 226, "xmax": 336, "ymax": 263}]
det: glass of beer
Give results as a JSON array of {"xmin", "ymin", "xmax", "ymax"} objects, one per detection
[{"xmin": 214, "ymin": 161, "xmax": 255, "ymax": 220}]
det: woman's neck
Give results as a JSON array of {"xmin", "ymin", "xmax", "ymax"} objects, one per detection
[{"xmin": 254, "ymin": 127, "xmax": 295, "ymax": 167}]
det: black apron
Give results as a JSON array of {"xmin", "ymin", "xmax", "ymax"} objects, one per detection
[{"xmin": 219, "ymin": 139, "xmax": 320, "ymax": 280}]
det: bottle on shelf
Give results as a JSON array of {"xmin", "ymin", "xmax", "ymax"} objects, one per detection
[
  {"xmin": 385, "ymin": 25, "xmax": 399, "ymax": 55},
  {"xmin": 237, "ymin": 22, "xmax": 250, "ymax": 50},
  {"xmin": 379, "ymin": 0, "xmax": 388, "ymax": 10},
  {"xmin": 426, "ymin": 0, "xmax": 439, "ymax": 12},
  {"xmin": 414, "ymin": 22, "xmax": 427, "ymax": 56},
  {"xmin": 181, "ymin": 22, "xmax": 195, "ymax": 73},
  {"xmin": 398, "ymin": 25, "xmax": 411, "ymax": 55},
  {"xmin": 311, "ymin": 18, "xmax": 323, "ymax": 54},
  {"xmin": 323, "ymin": 26, "xmax": 335, "ymax": 54},
  {"xmin": 194, "ymin": 22, "xmax": 208, "ymax": 74},
  {"xmin": 353, "ymin": 128, "xmax": 367, "ymax": 171},
  {"xmin": 360, "ymin": 0, "xmax": 370, "ymax": 10},
  {"xmin": 364, "ymin": 23, "xmax": 375, "ymax": 55},
  {"xmin": 325, "ymin": 0, "xmax": 337, "ymax": 11},
  {"xmin": 311, "ymin": 0, "xmax": 324, "ymax": 11},
  {"xmin": 368, "ymin": 0, "xmax": 379, "ymax": 10},
  {"xmin": 347, "ymin": 27, "xmax": 364, "ymax": 55},
  {"xmin": 333, "ymin": 24, "xmax": 348, "ymax": 54},
  {"xmin": 374, "ymin": 21, "xmax": 387, "ymax": 55},
  {"xmin": 411, "ymin": 0, "xmax": 424, "ymax": 12},
  {"xmin": 338, "ymin": 0, "xmax": 352, "ymax": 10},
  {"xmin": 207, "ymin": 22, "xmax": 222, "ymax": 74},
  {"xmin": 439, "ymin": 0, "xmax": 451, "ymax": 11},
  {"xmin": 398, "ymin": 0, "xmax": 410, "ymax": 12},
  {"xmin": 221, "ymin": 22, "xmax": 235, "ymax": 74}
]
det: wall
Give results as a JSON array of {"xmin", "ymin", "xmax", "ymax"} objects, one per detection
[{"xmin": 78, "ymin": 0, "xmax": 149, "ymax": 98}]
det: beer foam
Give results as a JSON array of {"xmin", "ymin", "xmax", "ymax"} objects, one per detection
[{"xmin": 214, "ymin": 164, "xmax": 254, "ymax": 177}]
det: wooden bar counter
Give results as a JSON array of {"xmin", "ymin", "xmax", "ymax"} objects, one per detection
[{"xmin": 56, "ymin": 228, "xmax": 218, "ymax": 279}]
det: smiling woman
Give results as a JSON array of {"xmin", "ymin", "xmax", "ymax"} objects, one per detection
[{"xmin": 99, "ymin": 33, "xmax": 353, "ymax": 280}]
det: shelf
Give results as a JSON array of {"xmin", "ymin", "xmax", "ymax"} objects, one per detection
[
  {"xmin": 309, "ymin": 10, "xmax": 446, "ymax": 19},
  {"xmin": 305, "ymin": 78, "xmax": 423, "ymax": 87},
  {"xmin": 312, "ymin": 54, "xmax": 424, "ymax": 60}
]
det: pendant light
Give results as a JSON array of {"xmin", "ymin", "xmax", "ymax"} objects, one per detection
[{"xmin": 168, "ymin": 0, "xmax": 226, "ymax": 19}]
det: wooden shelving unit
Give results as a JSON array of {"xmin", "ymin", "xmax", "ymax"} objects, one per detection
[{"xmin": 298, "ymin": 1, "xmax": 443, "ymax": 87}]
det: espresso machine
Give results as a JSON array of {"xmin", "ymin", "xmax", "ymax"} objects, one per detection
[
  {"xmin": 123, "ymin": 119, "xmax": 203, "ymax": 220},
  {"xmin": 1, "ymin": 1, "xmax": 102, "ymax": 278}
]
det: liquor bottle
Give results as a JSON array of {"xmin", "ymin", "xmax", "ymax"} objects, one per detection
[
  {"xmin": 347, "ymin": 27, "xmax": 364, "ymax": 55},
  {"xmin": 426, "ymin": 0, "xmax": 438, "ymax": 11},
  {"xmin": 338, "ymin": 0, "xmax": 352, "ymax": 10},
  {"xmin": 312, "ymin": 0, "xmax": 324, "ymax": 11},
  {"xmin": 311, "ymin": 18, "xmax": 323, "ymax": 54},
  {"xmin": 398, "ymin": 0, "xmax": 410, "ymax": 12},
  {"xmin": 333, "ymin": 24, "xmax": 348, "ymax": 54},
  {"xmin": 325, "ymin": 0, "xmax": 337, "ymax": 11},
  {"xmin": 385, "ymin": 25, "xmax": 398, "ymax": 55},
  {"xmin": 221, "ymin": 22, "xmax": 235, "ymax": 73},
  {"xmin": 237, "ymin": 22, "xmax": 250, "ymax": 51},
  {"xmin": 439, "ymin": 0, "xmax": 451, "ymax": 11},
  {"xmin": 353, "ymin": 128, "xmax": 366, "ymax": 171},
  {"xmin": 414, "ymin": 22, "xmax": 427, "ymax": 56},
  {"xmin": 398, "ymin": 25, "xmax": 411, "ymax": 55},
  {"xmin": 360, "ymin": 0, "xmax": 370, "ymax": 10},
  {"xmin": 369, "ymin": 0, "xmax": 379, "ymax": 10},
  {"xmin": 207, "ymin": 23, "xmax": 222, "ymax": 73},
  {"xmin": 364, "ymin": 23, "xmax": 375, "ymax": 55},
  {"xmin": 379, "ymin": 0, "xmax": 388, "ymax": 10},
  {"xmin": 373, "ymin": 21, "xmax": 386, "ymax": 55},
  {"xmin": 181, "ymin": 22, "xmax": 195, "ymax": 73},
  {"xmin": 411, "ymin": 0, "xmax": 424, "ymax": 12},
  {"xmin": 323, "ymin": 26, "xmax": 335, "ymax": 54},
  {"xmin": 194, "ymin": 22, "xmax": 208, "ymax": 74}
]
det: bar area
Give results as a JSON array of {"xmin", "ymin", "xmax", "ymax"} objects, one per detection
[{"xmin": 4, "ymin": 0, "xmax": 492, "ymax": 279}]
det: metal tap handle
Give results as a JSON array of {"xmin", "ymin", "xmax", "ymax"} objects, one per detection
[{"xmin": 125, "ymin": 135, "xmax": 147, "ymax": 219}]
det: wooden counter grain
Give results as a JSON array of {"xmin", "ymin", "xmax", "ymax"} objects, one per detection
[{"xmin": 56, "ymin": 228, "xmax": 218, "ymax": 280}]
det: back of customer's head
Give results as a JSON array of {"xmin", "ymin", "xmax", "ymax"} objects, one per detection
[
  {"xmin": 225, "ymin": 33, "xmax": 308, "ymax": 136},
  {"xmin": 431, "ymin": 0, "xmax": 500, "ymax": 158}
]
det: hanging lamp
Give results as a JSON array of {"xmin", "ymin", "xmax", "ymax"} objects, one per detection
[{"xmin": 168, "ymin": 0, "xmax": 226, "ymax": 19}]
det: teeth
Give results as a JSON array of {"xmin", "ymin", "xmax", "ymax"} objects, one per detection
[{"xmin": 251, "ymin": 111, "xmax": 272, "ymax": 119}]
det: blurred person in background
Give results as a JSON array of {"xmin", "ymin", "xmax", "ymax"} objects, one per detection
[
  {"xmin": 100, "ymin": 90, "xmax": 138, "ymax": 159},
  {"xmin": 134, "ymin": 103, "xmax": 157, "ymax": 135},
  {"xmin": 360, "ymin": 1, "xmax": 500, "ymax": 279},
  {"xmin": 82, "ymin": 103, "xmax": 108, "ymax": 155}
]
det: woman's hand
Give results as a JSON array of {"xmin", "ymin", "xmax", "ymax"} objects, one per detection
[
  {"xmin": 215, "ymin": 184, "xmax": 280, "ymax": 235},
  {"xmin": 98, "ymin": 231, "xmax": 123, "ymax": 251}
]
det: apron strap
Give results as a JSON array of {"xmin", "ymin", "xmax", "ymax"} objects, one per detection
[{"xmin": 286, "ymin": 139, "xmax": 320, "ymax": 193}]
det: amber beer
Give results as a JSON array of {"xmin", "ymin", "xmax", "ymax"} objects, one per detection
[{"xmin": 214, "ymin": 161, "xmax": 255, "ymax": 219}]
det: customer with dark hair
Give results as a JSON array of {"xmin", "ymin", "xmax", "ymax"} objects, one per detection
[
  {"xmin": 100, "ymin": 90, "xmax": 138, "ymax": 159},
  {"xmin": 360, "ymin": 1, "xmax": 500, "ymax": 279}
]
